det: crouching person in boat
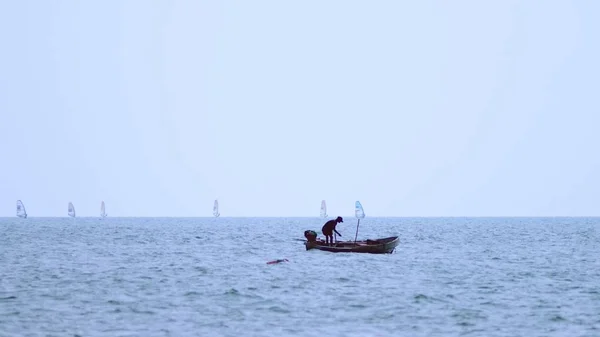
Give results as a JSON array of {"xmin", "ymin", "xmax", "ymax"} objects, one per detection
[
  {"xmin": 322, "ymin": 216, "xmax": 343, "ymax": 246},
  {"xmin": 304, "ymin": 230, "xmax": 318, "ymax": 242}
]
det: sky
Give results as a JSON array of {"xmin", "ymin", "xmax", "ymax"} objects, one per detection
[{"xmin": 1, "ymin": 0, "xmax": 599, "ymax": 217}]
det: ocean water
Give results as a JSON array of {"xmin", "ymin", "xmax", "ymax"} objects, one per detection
[{"xmin": 1, "ymin": 217, "xmax": 599, "ymax": 337}]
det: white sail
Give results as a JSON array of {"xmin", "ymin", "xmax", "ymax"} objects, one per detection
[
  {"xmin": 353, "ymin": 200, "xmax": 366, "ymax": 243},
  {"xmin": 320, "ymin": 200, "xmax": 328, "ymax": 218},
  {"xmin": 213, "ymin": 199, "xmax": 220, "ymax": 217},
  {"xmin": 355, "ymin": 201, "xmax": 365, "ymax": 219},
  {"xmin": 16, "ymin": 200, "xmax": 27, "ymax": 219},
  {"xmin": 100, "ymin": 201, "xmax": 107, "ymax": 218},
  {"xmin": 68, "ymin": 202, "xmax": 76, "ymax": 218}
]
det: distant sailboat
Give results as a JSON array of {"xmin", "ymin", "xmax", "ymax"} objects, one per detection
[
  {"xmin": 16, "ymin": 200, "xmax": 27, "ymax": 219},
  {"xmin": 355, "ymin": 201, "xmax": 365, "ymax": 219},
  {"xmin": 100, "ymin": 201, "xmax": 107, "ymax": 219},
  {"xmin": 68, "ymin": 202, "xmax": 76, "ymax": 218},
  {"xmin": 213, "ymin": 199, "xmax": 220, "ymax": 217},
  {"xmin": 354, "ymin": 200, "xmax": 366, "ymax": 243},
  {"xmin": 320, "ymin": 200, "xmax": 328, "ymax": 218}
]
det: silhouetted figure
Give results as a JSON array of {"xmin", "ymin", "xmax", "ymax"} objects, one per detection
[{"xmin": 322, "ymin": 216, "xmax": 343, "ymax": 246}]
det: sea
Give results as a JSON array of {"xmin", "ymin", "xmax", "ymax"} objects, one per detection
[{"xmin": 1, "ymin": 217, "xmax": 599, "ymax": 337}]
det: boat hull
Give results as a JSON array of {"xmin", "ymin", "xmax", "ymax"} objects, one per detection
[{"xmin": 305, "ymin": 236, "xmax": 399, "ymax": 254}]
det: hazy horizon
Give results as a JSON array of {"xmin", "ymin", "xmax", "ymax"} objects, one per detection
[
  {"xmin": 2, "ymin": 1, "xmax": 599, "ymax": 217},
  {"xmin": 3, "ymin": 215, "xmax": 600, "ymax": 218}
]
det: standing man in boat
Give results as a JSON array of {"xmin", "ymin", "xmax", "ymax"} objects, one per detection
[{"xmin": 322, "ymin": 216, "xmax": 343, "ymax": 246}]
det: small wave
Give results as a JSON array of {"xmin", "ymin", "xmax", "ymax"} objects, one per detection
[
  {"xmin": 130, "ymin": 307, "xmax": 155, "ymax": 315},
  {"xmin": 451, "ymin": 309, "xmax": 487, "ymax": 323},
  {"xmin": 224, "ymin": 288, "xmax": 239, "ymax": 295},
  {"xmin": 457, "ymin": 321, "xmax": 475, "ymax": 327},
  {"xmin": 269, "ymin": 306, "xmax": 290, "ymax": 313},
  {"xmin": 480, "ymin": 301, "xmax": 506, "ymax": 308},
  {"xmin": 0, "ymin": 296, "xmax": 17, "ymax": 301},
  {"xmin": 460, "ymin": 328, "xmax": 487, "ymax": 335},
  {"xmin": 550, "ymin": 315, "xmax": 567, "ymax": 322},
  {"xmin": 184, "ymin": 291, "xmax": 201, "ymax": 296},
  {"xmin": 349, "ymin": 303, "xmax": 367, "ymax": 308},
  {"xmin": 414, "ymin": 294, "xmax": 429, "ymax": 302}
]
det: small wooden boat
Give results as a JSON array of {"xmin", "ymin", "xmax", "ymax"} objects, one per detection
[{"xmin": 305, "ymin": 236, "xmax": 399, "ymax": 254}]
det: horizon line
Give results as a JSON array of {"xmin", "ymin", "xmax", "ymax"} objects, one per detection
[{"xmin": 2, "ymin": 215, "xmax": 600, "ymax": 218}]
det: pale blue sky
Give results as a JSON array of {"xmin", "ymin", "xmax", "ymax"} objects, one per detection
[{"xmin": 1, "ymin": 1, "xmax": 599, "ymax": 217}]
